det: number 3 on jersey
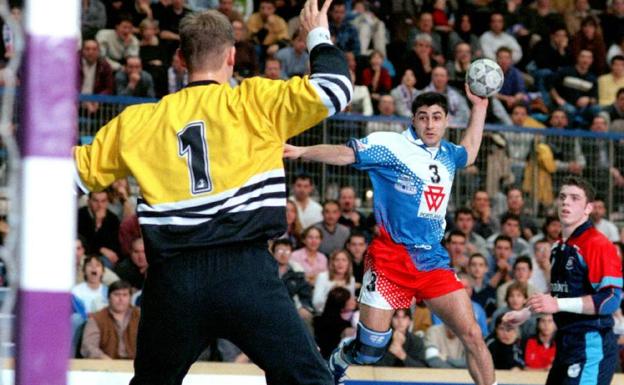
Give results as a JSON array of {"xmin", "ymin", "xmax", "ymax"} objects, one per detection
[{"xmin": 178, "ymin": 121, "xmax": 213, "ymax": 195}]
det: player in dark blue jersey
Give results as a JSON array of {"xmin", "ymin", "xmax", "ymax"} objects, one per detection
[{"xmin": 504, "ymin": 176, "xmax": 623, "ymax": 385}]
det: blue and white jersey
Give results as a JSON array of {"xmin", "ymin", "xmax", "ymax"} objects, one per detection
[{"xmin": 347, "ymin": 127, "xmax": 468, "ymax": 271}]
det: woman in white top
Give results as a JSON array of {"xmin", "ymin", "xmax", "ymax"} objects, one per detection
[{"xmin": 312, "ymin": 249, "xmax": 356, "ymax": 313}]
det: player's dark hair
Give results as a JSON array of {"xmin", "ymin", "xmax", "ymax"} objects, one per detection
[
  {"xmin": 561, "ymin": 176, "xmax": 595, "ymax": 202},
  {"xmin": 108, "ymin": 280, "xmax": 133, "ymax": 298},
  {"xmin": 500, "ymin": 212, "xmax": 520, "ymax": 226},
  {"xmin": 454, "ymin": 207, "xmax": 474, "ymax": 220},
  {"xmin": 412, "ymin": 92, "xmax": 448, "ymax": 115},
  {"xmin": 179, "ymin": 10, "xmax": 234, "ymax": 73},
  {"xmin": 494, "ymin": 234, "xmax": 513, "ymax": 248},
  {"xmin": 271, "ymin": 238, "xmax": 293, "ymax": 253},
  {"xmin": 513, "ymin": 256, "xmax": 532, "ymax": 271}
]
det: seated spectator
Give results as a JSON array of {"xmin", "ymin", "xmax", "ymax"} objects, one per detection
[
  {"xmin": 365, "ymin": 94, "xmax": 404, "ymax": 134},
  {"xmin": 471, "ymin": 190, "xmax": 500, "ymax": 239},
  {"xmin": 81, "ymin": 0, "xmax": 107, "ymax": 39},
  {"xmin": 79, "ymin": 39, "xmax": 114, "ymax": 115},
  {"xmin": 290, "ymin": 226, "xmax": 328, "ymax": 286},
  {"xmin": 337, "ymin": 186, "xmax": 367, "ymax": 233},
  {"xmin": 530, "ymin": 25, "xmax": 573, "ymax": 106},
  {"xmin": 138, "ymin": 18, "xmax": 168, "ymax": 97},
  {"xmin": 80, "ymin": 280, "xmax": 140, "ymax": 359},
  {"xmin": 496, "ymin": 256, "xmax": 541, "ymax": 308},
  {"xmin": 446, "ymin": 230, "xmax": 468, "ymax": 274},
  {"xmin": 275, "ymin": 30, "xmax": 309, "ymax": 78},
  {"xmin": 157, "ymin": 0, "xmax": 193, "ymax": 59},
  {"xmin": 487, "ymin": 213, "xmax": 532, "ymax": 261},
  {"xmin": 523, "ymin": 314, "xmax": 556, "ymax": 370},
  {"xmin": 479, "ymin": 12, "xmax": 523, "ymax": 64},
  {"xmin": 424, "ymin": 324, "xmax": 466, "ymax": 368},
  {"xmin": 313, "ymin": 287, "xmax": 357, "ymax": 359},
  {"xmin": 487, "ymin": 235, "xmax": 514, "ymax": 289},
  {"xmin": 486, "ymin": 314, "xmax": 525, "ymax": 370},
  {"xmin": 289, "ymin": 174, "xmax": 323, "ymax": 229},
  {"xmin": 328, "ymin": 0, "xmax": 360, "ymax": 53},
  {"xmin": 571, "ymin": 16, "xmax": 607, "ymax": 75},
  {"xmin": 95, "ymin": 14, "xmax": 140, "ymax": 72},
  {"xmin": 282, "ymin": 200, "xmax": 303, "ymax": 249},
  {"xmin": 528, "ymin": 240, "xmax": 552, "ymax": 294},
  {"xmin": 361, "ymin": 50, "xmax": 392, "ymax": 107},
  {"xmin": 350, "ymin": 0, "xmax": 387, "ymax": 57},
  {"xmin": 550, "ymin": 49, "xmax": 600, "ymax": 128},
  {"xmin": 495, "ymin": 47, "xmax": 527, "ymax": 111},
  {"xmin": 490, "ymin": 282, "xmax": 536, "ymax": 339},
  {"xmin": 402, "ymin": 33, "xmax": 441, "ymax": 90},
  {"xmin": 345, "ymin": 232, "xmax": 367, "ymax": 293},
  {"xmin": 501, "ymin": 186, "xmax": 539, "ymax": 240},
  {"xmin": 564, "ymin": 0, "xmax": 601, "ymax": 37},
  {"xmin": 232, "ymin": 19, "xmax": 259, "ymax": 80},
  {"xmin": 376, "ymin": 309, "xmax": 427, "ymax": 367},
  {"xmin": 167, "ymin": 52, "xmax": 188, "ymax": 94},
  {"xmin": 591, "ymin": 198, "xmax": 621, "ymax": 242},
  {"xmin": 263, "ymin": 57, "xmax": 283, "ymax": 80},
  {"xmin": 422, "ymin": 66, "xmax": 470, "ymax": 127},
  {"xmin": 452, "ymin": 207, "xmax": 488, "ymax": 260},
  {"xmin": 75, "ymin": 237, "xmax": 119, "ymax": 286},
  {"xmin": 247, "ymin": 0, "xmax": 289, "ymax": 52},
  {"xmin": 78, "ymin": 191, "xmax": 121, "ymax": 267},
  {"xmin": 529, "ymin": 215, "xmax": 562, "ymax": 247},
  {"xmin": 128, "ymin": 0, "xmax": 153, "ymax": 29},
  {"xmin": 314, "ymin": 200, "xmax": 351, "ymax": 259},
  {"xmin": 607, "ymin": 35, "xmax": 624, "ymax": 64},
  {"xmin": 600, "ymin": 0, "xmax": 624, "ymax": 48},
  {"xmin": 271, "ymin": 239, "xmax": 315, "ymax": 326},
  {"xmin": 509, "ymin": 103, "xmax": 546, "ymax": 166},
  {"xmin": 217, "ymin": 0, "xmax": 243, "ymax": 22},
  {"xmin": 446, "ymin": 42, "xmax": 472, "ymax": 91},
  {"xmin": 72, "ymin": 255, "xmax": 109, "ymax": 314},
  {"xmin": 114, "ymin": 238, "xmax": 148, "ymax": 291},
  {"xmin": 115, "ymin": 56, "xmax": 156, "ymax": 98},
  {"xmin": 454, "ymin": 14, "xmax": 482, "ymax": 58},
  {"xmin": 600, "ymin": 86, "xmax": 624, "ymax": 132},
  {"xmin": 468, "ymin": 253, "xmax": 497, "ymax": 317},
  {"xmin": 598, "ymin": 55, "xmax": 624, "ymax": 106},
  {"xmin": 312, "ymin": 250, "xmax": 355, "ymax": 314},
  {"xmin": 390, "ymin": 69, "xmax": 418, "ymax": 118},
  {"xmin": 544, "ymin": 109, "xmax": 587, "ymax": 191},
  {"xmin": 406, "ymin": 12, "xmax": 446, "ymax": 63}
]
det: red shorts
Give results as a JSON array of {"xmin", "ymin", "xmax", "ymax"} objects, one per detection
[{"xmin": 359, "ymin": 228, "xmax": 463, "ymax": 310}]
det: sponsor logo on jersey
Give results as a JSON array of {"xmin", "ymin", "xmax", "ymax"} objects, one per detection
[
  {"xmin": 551, "ymin": 281, "xmax": 569, "ymax": 293},
  {"xmin": 366, "ymin": 271, "xmax": 377, "ymax": 292},
  {"xmin": 394, "ymin": 174, "xmax": 419, "ymax": 195},
  {"xmin": 424, "ymin": 185, "xmax": 445, "ymax": 211},
  {"xmin": 565, "ymin": 256, "xmax": 575, "ymax": 270}
]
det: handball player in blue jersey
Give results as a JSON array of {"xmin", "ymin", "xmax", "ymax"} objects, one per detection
[
  {"xmin": 284, "ymin": 88, "xmax": 497, "ymax": 385},
  {"xmin": 504, "ymin": 176, "xmax": 623, "ymax": 385}
]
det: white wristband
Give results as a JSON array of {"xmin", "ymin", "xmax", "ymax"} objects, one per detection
[
  {"xmin": 557, "ymin": 297, "xmax": 584, "ymax": 314},
  {"xmin": 306, "ymin": 27, "xmax": 332, "ymax": 51}
]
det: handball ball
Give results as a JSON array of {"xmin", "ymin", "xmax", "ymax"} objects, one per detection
[{"xmin": 465, "ymin": 58, "xmax": 504, "ymax": 97}]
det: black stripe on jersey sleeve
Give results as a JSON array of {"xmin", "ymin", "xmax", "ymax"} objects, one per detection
[
  {"xmin": 309, "ymin": 43, "xmax": 350, "ymax": 80},
  {"xmin": 318, "ymin": 84, "xmax": 341, "ymax": 114},
  {"xmin": 313, "ymin": 75, "xmax": 352, "ymax": 102}
]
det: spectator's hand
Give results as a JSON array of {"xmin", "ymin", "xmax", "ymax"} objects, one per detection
[
  {"xmin": 82, "ymin": 101, "xmax": 99, "ymax": 114},
  {"xmin": 568, "ymin": 162, "xmax": 583, "ymax": 175},
  {"xmin": 497, "ymin": 258, "xmax": 510, "ymax": 273},
  {"xmin": 299, "ymin": 0, "xmax": 332, "ymax": 35},
  {"xmin": 266, "ymin": 44, "xmax": 279, "ymax": 56},
  {"xmin": 576, "ymin": 96, "xmax": 590, "ymax": 108},
  {"xmin": 346, "ymin": 211, "xmax": 361, "ymax": 226},
  {"xmin": 527, "ymin": 293, "xmax": 558, "ymax": 314},
  {"xmin": 388, "ymin": 332, "xmax": 407, "ymax": 360},
  {"xmin": 100, "ymin": 247, "xmax": 119, "ymax": 265}
]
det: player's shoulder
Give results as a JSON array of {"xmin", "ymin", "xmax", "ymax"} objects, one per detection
[
  {"xmin": 363, "ymin": 130, "xmax": 406, "ymax": 145},
  {"xmin": 439, "ymin": 139, "xmax": 464, "ymax": 152},
  {"xmin": 576, "ymin": 227, "xmax": 617, "ymax": 257}
]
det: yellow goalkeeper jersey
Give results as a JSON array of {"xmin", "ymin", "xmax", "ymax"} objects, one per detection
[{"xmin": 75, "ymin": 45, "xmax": 352, "ymax": 259}]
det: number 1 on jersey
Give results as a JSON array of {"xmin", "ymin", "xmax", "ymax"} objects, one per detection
[{"xmin": 178, "ymin": 121, "xmax": 212, "ymax": 194}]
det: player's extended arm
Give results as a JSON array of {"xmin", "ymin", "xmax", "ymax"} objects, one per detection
[
  {"xmin": 283, "ymin": 143, "xmax": 355, "ymax": 166},
  {"xmin": 459, "ymin": 84, "xmax": 489, "ymax": 166}
]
